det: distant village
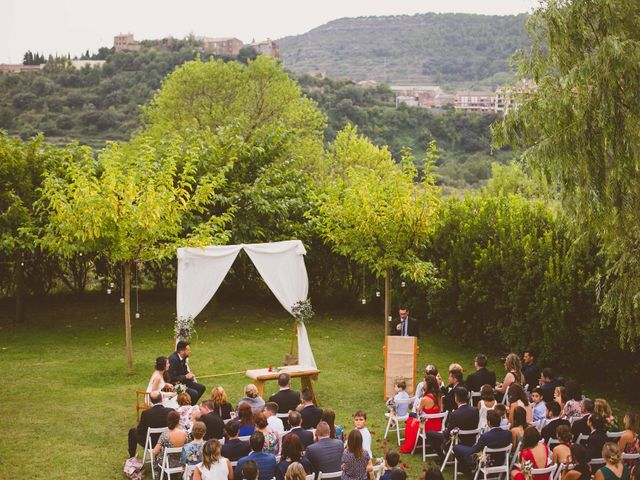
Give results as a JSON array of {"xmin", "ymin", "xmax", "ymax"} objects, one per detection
[{"xmin": 1, "ymin": 33, "xmax": 516, "ymax": 114}]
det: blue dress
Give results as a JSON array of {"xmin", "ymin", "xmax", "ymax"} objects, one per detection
[{"xmin": 181, "ymin": 440, "xmax": 205, "ymax": 465}]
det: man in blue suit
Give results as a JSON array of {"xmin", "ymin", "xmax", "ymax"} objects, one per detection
[
  {"xmin": 236, "ymin": 431, "xmax": 277, "ymax": 480},
  {"xmin": 453, "ymin": 410, "xmax": 512, "ymax": 478}
]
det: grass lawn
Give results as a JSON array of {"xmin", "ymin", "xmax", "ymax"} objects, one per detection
[{"xmin": 0, "ymin": 292, "xmax": 632, "ymax": 478}]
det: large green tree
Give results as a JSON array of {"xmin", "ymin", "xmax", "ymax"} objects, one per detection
[
  {"xmin": 493, "ymin": 0, "xmax": 640, "ymax": 348},
  {"xmin": 40, "ymin": 132, "xmax": 230, "ymax": 373}
]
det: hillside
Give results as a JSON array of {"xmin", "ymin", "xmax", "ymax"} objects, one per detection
[{"xmin": 278, "ymin": 12, "xmax": 529, "ymax": 88}]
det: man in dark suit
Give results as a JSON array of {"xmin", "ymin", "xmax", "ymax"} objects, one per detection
[
  {"xmin": 127, "ymin": 392, "xmax": 173, "ymax": 457},
  {"xmin": 425, "ymin": 387, "xmax": 479, "ymax": 459},
  {"xmin": 572, "ymin": 399, "xmax": 595, "ymax": 439},
  {"xmin": 305, "ymin": 421, "xmax": 344, "ymax": 478},
  {"xmin": 299, "ymin": 388, "xmax": 323, "ymax": 429},
  {"xmin": 199, "ymin": 400, "xmax": 225, "ymax": 440},
  {"xmin": 539, "ymin": 368, "xmax": 563, "ymax": 404},
  {"xmin": 168, "ymin": 340, "xmax": 206, "ymax": 405},
  {"xmin": 283, "ymin": 411, "xmax": 314, "ymax": 448},
  {"xmin": 465, "ymin": 354, "xmax": 496, "ymax": 398},
  {"xmin": 541, "ymin": 401, "xmax": 570, "ymax": 443},
  {"xmin": 454, "ymin": 410, "xmax": 512, "ymax": 478},
  {"xmin": 268, "ymin": 373, "xmax": 301, "ymax": 427},
  {"xmin": 522, "ymin": 349, "xmax": 542, "ymax": 389},
  {"xmin": 391, "ymin": 306, "xmax": 419, "ymax": 338},
  {"xmin": 222, "ymin": 421, "xmax": 251, "ymax": 461},
  {"xmin": 236, "ymin": 432, "xmax": 277, "ymax": 480},
  {"xmin": 443, "ymin": 370, "xmax": 466, "ymax": 412},
  {"xmin": 585, "ymin": 413, "xmax": 609, "ymax": 461}
]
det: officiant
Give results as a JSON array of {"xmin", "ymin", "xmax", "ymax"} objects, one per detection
[{"xmin": 168, "ymin": 340, "xmax": 206, "ymax": 405}]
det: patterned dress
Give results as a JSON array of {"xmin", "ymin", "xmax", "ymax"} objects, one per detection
[
  {"xmin": 154, "ymin": 430, "xmax": 190, "ymax": 476},
  {"xmin": 181, "ymin": 440, "xmax": 205, "ymax": 465}
]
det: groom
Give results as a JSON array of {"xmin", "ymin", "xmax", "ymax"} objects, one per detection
[{"xmin": 168, "ymin": 340, "xmax": 206, "ymax": 405}]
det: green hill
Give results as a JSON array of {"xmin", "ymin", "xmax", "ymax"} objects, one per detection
[{"xmin": 278, "ymin": 12, "xmax": 529, "ymax": 88}]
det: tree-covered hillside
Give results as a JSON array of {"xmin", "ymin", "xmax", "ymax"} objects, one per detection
[{"xmin": 279, "ymin": 12, "xmax": 528, "ymax": 87}]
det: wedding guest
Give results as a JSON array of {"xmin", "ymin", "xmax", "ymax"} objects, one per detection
[
  {"xmin": 306, "ymin": 422, "xmax": 346, "ymax": 479},
  {"xmin": 182, "ymin": 420, "xmax": 207, "ymax": 466},
  {"xmin": 199, "ymin": 400, "xmax": 225, "ymax": 440},
  {"xmin": 495, "ymin": 353, "xmax": 524, "ymax": 396},
  {"xmin": 353, "ymin": 411, "xmax": 372, "ymax": 458},
  {"xmin": 193, "ymin": 438, "xmax": 234, "ymax": 480},
  {"xmin": 586, "ymin": 413, "xmax": 609, "ymax": 462},
  {"xmin": 572, "ymin": 399, "xmax": 595, "ymax": 439},
  {"xmin": 494, "ymin": 403, "xmax": 510, "ymax": 427},
  {"xmin": 555, "ymin": 386, "xmax": 567, "ymax": 414},
  {"xmin": 153, "ymin": 410, "xmax": 189, "ymax": 477},
  {"xmin": 269, "ymin": 374, "xmax": 301, "ymax": 420},
  {"xmin": 127, "ymin": 391, "xmax": 173, "ymax": 458},
  {"xmin": 522, "ymin": 349, "xmax": 541, "ymax": 389},
  {"xmin": 341, "ymin": 429, "xmax": 373, "ymax": 480},
  {"xmin": 552, "ymin": 425, "xmax": 573, "ymax": 465},
  {"xmin": 562, "ymin": 444, "xmax": 590, "ymax": 480},
  {"xmin": 299, "ymin": 388, "xmax": 323, "ymax": 429},
  {"xmin": 511, "ymin": 406, "xmax": 530, "ymax": 448},
  {"xmin": 264, "ymin": 402, "xmax": 285, "ymax": 436},
  {"xmin": 478, "ymin": 384, "xmax": 497, "ymax": 430},
  {"xmin": 236, "ymin": 403, "xmax": 256, "ymax": 437},
  {"xmin": 239, "ymin": 385, "xmax": 265, "ymax": 415},
  {"xmin": 386, "ymin": 380, "xmax": 410, "ymax": 416},
  {"xmin": 168, "ymin": 341, "xmax": 206, "ymax": 405},
  {"xmin": 541, "ymin": 401, "xmax": 570, "ymax": 443},
  {"xmin": 593, "ymin": 442, "xmax": 630, "ymax": 480},
  {"xmin": 222, "ymin": 421, "xmax": 251, "ymax": 462},
  {"xmin": 618, "ymin": 413, "xmax": 639, "ymax": 469},
  {"xmin": 276, "ymin": 434, "xmax": 312, "ymax": 480},
  {"xmin": 539, "ymin": 368, "xmax": 563, "ymax": 404},
  {"xmin": 531, "ymin": 387, "xmax": 548, "ymax": 425},
  {"xmin": 379, "ymin": 451, "xmax": 401, "ymax": 480},
  {"xmin": 466, "ymin": 354, "xmax": 497, "ymax": 399},
  {"xmin": 511, "ymin": 426, "xmax": 552, "ymax": 480},
  {"xmin": 284, "ymin": 462, "xmax": 308, "ymax": 480},
  {"xmin": 594, "ymin": 399, "xmax": 618, "ymax": 430},
  {"xmin": 401, "ymin": 374, "xmax": 442, "ymax": 453},
  {"xmin": 254, "ymin": 412, "xmax": 278, "ymax": 455},
  {"xmin": 210, "ymin": 386, "xmax": 234, "ymax": 420},
  {"xmin": 282, "ymin": 411, "xmax": 314, "ymax": 448},
  {"xmin": 508, "ymin": 384, "xmax": 533, "ymax": 424},
  {"xmin": 177, "ymin": 392, "xmax": 199, "ymax": 431},
  {"xmin": 236, "ymin": 432, "xmax": 277, "ymax": 480},
  {"xmin": 443, "ymin": 370, "xmax": 464, "ymax": 412},
  {"xmin": 321, "ymin": 408, "xmax": 344, "ymax": 441},
  {"xmin": 562, "ymin": 380, "xmax": 583, "ymax": 421},
  {"xmin": 241, "ymin": 461, "xmax": 259, "ymax": 480}
]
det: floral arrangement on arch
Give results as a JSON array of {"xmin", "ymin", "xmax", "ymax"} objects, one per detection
[
  {"xmin": 291, "ymin": 299, "xmax": 315, "ymax": 323},
  {"xmin": 174, "ymin": 315, "xmax": 196, "ymax": 342}
]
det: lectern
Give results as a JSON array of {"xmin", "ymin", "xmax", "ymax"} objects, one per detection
[{"xmin": 383, "ymin": 335, "xmax": 418, "ymax": 399}]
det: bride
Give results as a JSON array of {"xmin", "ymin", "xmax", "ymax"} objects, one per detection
[{"xmin": 147, "ymin": 356, "xmax": 178, "ymax": 409}]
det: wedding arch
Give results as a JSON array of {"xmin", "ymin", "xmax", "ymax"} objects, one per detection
[{"xmin": 176, "ymin": 239, "xmax": 316, "ymax": 368}]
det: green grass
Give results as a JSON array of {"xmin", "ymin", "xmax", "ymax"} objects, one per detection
[{"xmin": 0, "ymin": 292, "xmax": 631, "ymax": 478}]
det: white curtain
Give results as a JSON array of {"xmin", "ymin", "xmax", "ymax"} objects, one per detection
[{"xmin": 176, "ymin": 240, "xmax": 317, "ymax": 368}]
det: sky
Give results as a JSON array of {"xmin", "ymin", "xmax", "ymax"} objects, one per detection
[{"xmin": 0, "ymin": 0, "xmax": 540, "ymax": 64}]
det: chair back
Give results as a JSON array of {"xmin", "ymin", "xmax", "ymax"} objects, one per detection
[
  {"xmin": 576, "ymin": 434, "xmax": 589, "ymax": 445},
  {"xmin": 456, "ymin": 427, "xmax": 482, "ymax": 445},
  {"xmin": 531, "ymin": 465, "xmax": 558, "ymax": 476},
  {"xmin": 231, "ymin": 461, "xmax": 238, "ymax": 468},
  {"xmin": 469, "ymin": 391, "xmax": 481, "ymax": 405},
  {"xmin": 305, "ymin": 475, "xmax": 315, "ymax": 480},
  {"xmin": 276, "ymin": 413, "xmax": 291, "ymax": 431},
  {"xmin": 606, "ymin": 431, "xmax": 624, "ymax": 439},
  {"xmin": 318, "ymin": 471, "xmax": 343, "ymax": 480},
  {"xmin": 510, "ymin": 441, "xmax": 522, "ymax": 469},
  {"xmin": 238, "ymin": 435, "xmax": 251, "ymax": 442},
  {"xmin": 183, "ymin": 464, "xmax": 197, "ymax": 480},
  {"xmin": 422, "ymin": 411, "xmax": 449, "ymax": 433},
  {"xmin": 622, "ymin": 453, "xmax": 640, "ymax": 461},
  {"xmin": 502, "ymin": 386, "xmax": 510, "ymax": 405},
  {"xmin": 136, "ymin": 390, "xmax": 152, "ymax": 422},
  {"xmin": 588, "ymin": 458, "xmax": 605, "ymax": 468},
  {"xmin": 547, "ymin": 438, "xmax": 560, "ymax": 448},
  {"xmin": 483, "ymin": 444, "xmax": 512, "ymax": 469}
]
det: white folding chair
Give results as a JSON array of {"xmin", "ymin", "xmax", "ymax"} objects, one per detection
[
  {"xmin": 412, "ymin": 411, "xmax": 449, "ymax": 461},
  {"xmin": 547, "ymin": 438, "xmax": 560, "ymax": 449},
  {"xmin": 509, "ymin": 441, "xmax": 522, "ymax": 469},
  {"xmin": 238, "ymin": 435, "xmax": 251, "ymax": 442},
  {"xmin": 553, "ymin": 463, "xmax": 572, "ymax": 480},
  {"xmin": 575, "ymin": 434, "xmax": 589, "ymax": 446},
  {"xmin": 158, "ymin": 446, "xmax": 185, "ymax": 480},
  {"xmin": 305, "ymin": 475, "xmax": 315, "ymax": 480},
  {"xmin": 502, "ymin": 386, "xmax": 510, "ymax": 406},
  {"xmin": 440, "ymin": 427, "xmax": 482, "ymax": 477},
  {"xmin": 318, "ymin": 472, "xmax": 343, "ymax": 480},
  {"xmin": 622, "ymin": 453, "xmax": 640, "ymax": 461},
  {"xmin": 473, "ymin": 445, "xmax": 512, "ymax": 480},
  {"xmin": 231, "ymin": 461, "xmax": 238, "ymax": 468},
  {"xmin": 183, "ymin": 464, "xmax": 197, "ymax": 480},
  {"xmin": 606, "ymin": 431, "xmax": 624, "ymax": 440},
  {"xmin": 276, "ymin": 413, "xmax": 291, "ymax": 431},
  {"xmin": 531, "ymin": 465, "xmax": 558, "ymax": 479},
  {"xmin": 588, "ymin": 458, "xmax": 606, "ymax": 470},
  {"xmin": 384, "ymin": 396, "xmax": 417, "ymax": 445},
  {"xmin": 372, "ymin": 463, "xmax": 385, "ymax": 480},
  {"xmin": 142, "ymin": 427, "xmax": 168, "ymax": 479},
  {"xmin": 469, "ymin": 391, "xmax": 482, "ymax": 406}
]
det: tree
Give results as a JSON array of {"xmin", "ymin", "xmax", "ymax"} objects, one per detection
[
  {"xmin": 39, "ymin": 132, "xmax": 231, "ymax": 373},
  {"xmin": 316, "ymin": 125, "xmax": 441, "ymax": 333},
  {"xmin": 493, "ymin": 0, "xmax": 640, "ymax": 348}
]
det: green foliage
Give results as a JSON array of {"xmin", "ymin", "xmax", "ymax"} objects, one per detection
[{"xmin": 493, "ymin": 0, "xmax": 640, "ymax": 348}]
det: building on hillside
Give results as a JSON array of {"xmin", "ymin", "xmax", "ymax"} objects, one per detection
[
  {"xmin": 0, "ymin": 64, "xmax": 44, "ymax": 73},
  {"xmin": 357, "ymin": 80, "xmax": 379, "ymax": 88},
  {"xmin": 70, "ymin": 60, "xmax": 106, "ymax": 69},
  {"xmin": 249, "ymin": 39, "xmax": 280, "ymax": 58},
  {"xmin": 454, "ymin": 91, "xmax": 497, "ymax": 112},
  {"xmin": 202, "ymin": 37, "xmax": 244, "ymax": 56},
  {"xmin": 390, "ymin": 85, "xmax": 454, "ymax": 108},
  {"xmin": 114, "ymin": 33, "xmax": 141, "ymax": 52}
]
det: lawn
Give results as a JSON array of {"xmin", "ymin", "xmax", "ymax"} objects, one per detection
[{"xmin": 0, "ymin": 292, "xmax": 630, "ymax": 478}]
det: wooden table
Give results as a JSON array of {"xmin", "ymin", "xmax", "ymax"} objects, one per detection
[{"xmin": 245, "ymin": 365, "xmax": 321, "ymax": 405}]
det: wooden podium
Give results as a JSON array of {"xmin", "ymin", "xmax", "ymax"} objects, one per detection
[{"xmin": 383, "ymin": 335, "xmax": 418, "ymax": 399}]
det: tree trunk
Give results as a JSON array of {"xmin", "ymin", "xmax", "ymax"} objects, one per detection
[
  {"xmin": 14, "ymin": 253, "xmax": 25, "ymax": 324},
  {"xmin": 384, "ymin": 270, "xmax": 391, "ymax": 336},
  {"xmin": 124, "ymin": 261, "xmax": 134, "ymax": 374}
]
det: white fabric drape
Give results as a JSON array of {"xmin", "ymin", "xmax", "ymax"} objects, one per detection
[{"xmin": 176, "ymin": 240, "xmax": 316, "ymax": 369}]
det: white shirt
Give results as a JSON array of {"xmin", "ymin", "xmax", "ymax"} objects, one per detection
[
  {"xmin": 267, "ymin": 415, "xmax": 284, "ymax": 436},
  {"xmin": 359, "ymin": 427, "xmax": 372, "ymax": 458}
]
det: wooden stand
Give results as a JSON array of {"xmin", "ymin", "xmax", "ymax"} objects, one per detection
[
  {"xmin": 383, "ymin": 335, "xmax": 418, "ymax": 399},
  {"xmin": 245, "ymin": 365, "xmax": 320, "ymax": 405}
]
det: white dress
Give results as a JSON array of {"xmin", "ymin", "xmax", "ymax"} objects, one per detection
[
  {"xmin": 478, "ymin": 400, "xmax": 495, "ymax": 430},
  {"xmin": 146, "ymin": 371, "xmax": 178, "ymax": 409},
  {"xmin": 197, "ymin": 459, "xmax": 229, "ymax": 480}
]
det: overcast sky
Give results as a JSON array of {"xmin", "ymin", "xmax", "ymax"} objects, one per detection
[{"xmin": 1, "ymin": 0, "xmax": 540, "ymax": 63}]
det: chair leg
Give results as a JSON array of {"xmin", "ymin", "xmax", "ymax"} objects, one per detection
[
  {"xmin": 441, "ymin": 442, "xmax": 454, "ymax": 472},
  {"xmin": 411, "ymin": 422, "xmax": 422, "ymax": 455},
  {"xmin": 384, "ymin": 416, "xmax": 393, "ymax": 440},
  {"xmin": 454, "ymin": 457, "xmax": 458, "ymax": 478},
  {"xmin": 396, "ymin": 420, "xmax": 401, "ymax": 446}
]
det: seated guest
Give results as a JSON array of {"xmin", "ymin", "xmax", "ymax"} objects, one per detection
[
  {"xmin": 511, "ymin": 427, "xmax": 552, "ymax": 480},
  {"xmin": 586, "ymin": 413, "xmax": 609, "ymax": 462},
  {"xmin": 401, "ymin": 374, "xmax": 442, "ymax": 453},
  {"xmin": 254, "ymin": 412, "xmax": 278, "ymax": 454},
  {"xmin": 539, "ymin": 368, "xmax": 563, "ymax": 404},
  {"xmin": 305, "ymin": 421, "xmax": 344, "ymax": 478},
  {"xmin": 264, "ymin": 402, "xmax": 285, "ymax": 436},
  {"xmin": 321, "ymin": 408, "xmax": 344, "ymax": 441},
  {"xmin": 193, "ymin": 438, "xmax": 234, "ymax": 480},
  {"xmin": 127, "ymin": 391, "xmax": 173, "ymax": 458},
  {"xmin": 618, "ymin": 413, "xmax": 639, "ymax": 469},
  {"xmin": 239, "ymin": 385, "xmax": 266, "ymax": 415},
  {"xmin": 531, "ymin": 387, "xmax": 548, "ymax": 426},
  {"xmin": 425, "ymin": 387, "xmax": 479, "ymax": 459},
  {"xmin": 176, "ymin": 392, "xmax": 199, "ymax": 431},
  {"xmin": 555, "ymin": 386, "xmax": 567, "ymax": 415},
  {"xmin": 181, "ymin": 420, "xmax": 207, "ymax": 466},
  {"xmin": 541, "ymin": 401, "xmax": 570, "ymax": 443},
  {"xmin": 353, "ymin": 411, "xmax": 372, "ymax": 459},
  {"xmin": 276, "ymin": 434, "xmax": 312, "ymax": 480},
  {"xmin": 285, "ymin": 462, "xmax": 308, "ymax": 480},
  {"xmin": 494, "ymin": 403, "xmax": 509, "ymax": 427},
  {"xmin": 443, "ymin": 370, "xmax": 465, "ymax": 412},
  {"xmin": 236, "ymin": 402, "xmax": 256, "ymax": 437},
  {"xmin": 562, "ymin": 444, "xmax": 590, "ymax": 480},
  {"xmin": 454, "ymin": 410, "xmax": 512, "ymax": 477},
  {"xmin": 241, "ymin": 460, "xmax": 259, "ymax": 480},
  {"xmin": 389, "ymin": 468, "xmax": 407, "ymax": 480},
  {"xmin": 168, "ymin": 341, "xmax": 206, "ymax": 405},
  {"xmin": 342, "ymin": 429, "xmax": 373, "ymax": 480},
  {"xmin": 593, "ymin": 442, "xmax": 630, "ymax": 480},
  {"xmin": 379, "ymin": 451, "xmax": 401, "ymax": 480},
  {"xmin": 562, "ymin": 380, "xmax": 583, "ymax": 421},
  {"xmin": 415, "ymin": 364, "xmax": 439, "ymax": 401},
  {"xmin": 522, "ymin": 349, "xmax": 541, "ymax": 389},
  {"xmin": 495, "ymin": 353, "xmax": 525, "ymax": 397},
  {"xmin": 552, "ymin": 425, "xmax": 573, "ymax": 465},
  {"xmin": 572, "ymin": 399, "xmax": 595, "ymax": 439},
  {"xmin": 152, "ymin": 410, "xmax": 189, "ymax": 477},
  {"xmin": 299, "ymin": 388, "xmax": 323, "ymax": 429},
  {"xmin": 222, "ymin": 421, "xmax": 251, "ymax": 462},
  {"xmin": 236, "ymin": 432, "xmax": 277, "ymax": 480},
  {"xmin": 594, "ymin": 399, "xmax": 619, "ymax": 430},
  {"xmin": 508, "ymin": 384, "xmax": 533, "ymax": 424},
  {"xmin": 511, "ymin": 406, "xmax": 530, "ymax": 447},
  {"xmin": 210, "ymin": 386, "xmax": 233, "ymax": 420},
  {"xmin": 466, "ymin": 354, "xmax": 496, "ymax": 400},
  {"xmin": 283, "ymin": 411, "xmax": 314, "ymax": 448},
  {"xmin": 198, "ymin": 400, "xmax": 226, "ymax": 440},
  {"xmin": 386, "ymin": 380, "xmax": 410, "ymax": 416},
  {"xmin": 269, "ymin": 374, "xmax": 301, "ymax": 422},
  {"xmin": 478, "ymin": 384, "xmax": 497, "ymax": 430}
]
